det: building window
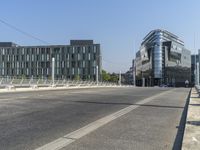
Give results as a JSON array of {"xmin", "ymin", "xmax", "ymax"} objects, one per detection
[
  {"xmin": 94, "ymin": 46, "xmax": 96, "ymax": 53},
  {"xmin": 2, "ymin": 49, "xmax": 5, "ymax": 55},
  {"xmin": 78, "ymin": 68, "xmax": 80, "ymax": 75},
  {"xmin": 83, "ymin": 47, "xmax": 85, "ymax": 53},
  {"xmin": 62, "ymin": 61, "xmax": 64, "ymax": 68},
  {"xmin": 83, "ymin": 54, "xmax": 86, "ymax": 60},
  {"xmin": 27, "ymin": 68, "xmax": 29, "ymax": 75},
  {"xmin": 37, "ymin": 48, "xmax": 39, "ymax": 54},
  {"xmin": 42, "ymin": 54, "xmax": 44, "ymax": 61},
  {"xmin": 22, "ymin": 48, "xmax": 25, "ymax": 55},
  {"xmin": 32, "ymin": 54, "xmax": 34, "ymax": 61},
  {"xmin": 93, "ymin": 61, "xmax": 96, "ymax": 67},
  {"xmin": 47, "ymin": 54, "xmax": 49, "ymax": 61},
  {"xmin": 78, "ymin": 54, "xmax": 81, "ymax": 60},
  {"xmin": 27, "ymin": 55, "xmax": 29, "ymax": 61},
  {"xmin": 72, "ymin": 61, "xmax": 75, "ymax": 67}
]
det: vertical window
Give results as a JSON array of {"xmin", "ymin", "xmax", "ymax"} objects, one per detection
[
  {"xmin": 42, "ymin": 54, "xmax": 44, "ymax": 61},
  {"xmin": 27, "ymin": 55, "xmax": 29, "ymax": 61},
  {"xmin": 94, "ymin": 46, "xmax": 96, "ymax": 53},
  {"xmin": 47, "ymin": 54, "xmax": 49, "ymax": 61},
  {"xmin": 78, "ymin": 54, "xmax": 81, "ymax": 60},
  {"xmin": 2, "ymin": 48, "xmax": 5, "ymax": 55},
  {"xmin": 83, "ymin": 61, "xmax": 85, "ymax": 68},
  {"xmin": 37, "ymin": 48, "xmax": 39, "ymax": 54},
  {"xmin": 22, "ymin": 48, "xmax": 25, "ymax": 55},
  {"xmin": 93, "ymin": 61, "xmax": 96, "ymax": 67},
  {"xmin": 83, "ymin": 47, "xmax": 85, "ymax": 53},
  {"xmin": 32, "ymin": 54, "xmax": 34, "ymax": 61}
]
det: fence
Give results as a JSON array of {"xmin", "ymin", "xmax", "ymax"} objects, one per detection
[{"xmin": 0, "ymin": 77, "xmax": 122, "ymax": 90}]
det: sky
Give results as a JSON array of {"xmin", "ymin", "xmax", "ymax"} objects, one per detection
[{"xmin": 0, "ymin": 0, "xmax": 200, "ymax": 73}]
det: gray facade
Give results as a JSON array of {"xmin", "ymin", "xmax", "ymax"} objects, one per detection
[
  {"xmin": 0, "ymin": 40, "xmax": 102, "ymax": 80},
  {"xmin": 191, "ymin": 50, "xmax": 200, "ymax": 85},
  {"xmin": 135, "ymin": 29, "xmax": 191, "ymax": 87}
]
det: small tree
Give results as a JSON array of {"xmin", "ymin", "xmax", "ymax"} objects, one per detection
[
  {"xmin": 109, "ymin": 73, "xmax": 119, "ymax": 83},
  {"xmin": 102, "ymin": 70, "xmax": 111, "ymax": 81},
  {"xmin": 74, "ymin": 75, "xmax": 80, "ymax": 81}
]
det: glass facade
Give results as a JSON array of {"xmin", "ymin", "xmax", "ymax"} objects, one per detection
[
  {"xmin": 135, "ymin": 29, "xmax": 191, "ymax": 87},
  {"xmin": 0, "ymin": 40, "xmax": 102, "ymax": 80}
]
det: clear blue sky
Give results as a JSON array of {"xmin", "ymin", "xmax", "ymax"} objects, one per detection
[{"xmin": 0, "ymin": 0, "xmax": 199, "ymax": 73}]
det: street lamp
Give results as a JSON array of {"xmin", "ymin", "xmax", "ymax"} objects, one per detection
[{"xmin": 52, "ymin": 57, "xmax": 55, "ymax": 86}]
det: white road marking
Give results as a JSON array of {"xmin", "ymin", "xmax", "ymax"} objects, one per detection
[
  {"xmin": 0, "ymin": 96, "xmax": 29, "ymax": 101},
  {"xmin": 35, "ymin": 89, "xmax": 173, "ymax": 150}
]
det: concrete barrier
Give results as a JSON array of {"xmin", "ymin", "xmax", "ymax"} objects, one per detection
[{"xmin": 182, "ymin": 88, "xmax": 200, "ymax": 150}]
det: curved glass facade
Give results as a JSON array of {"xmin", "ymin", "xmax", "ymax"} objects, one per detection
[{"xmin": 135, "ymin": 29, "xmax": 191, "ymax": 87}]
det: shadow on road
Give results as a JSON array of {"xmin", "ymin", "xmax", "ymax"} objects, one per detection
[
  {"xmin": 172, "ymin": 89, "xmax": 191, "ymax": 150},
  {"xmin": 190, "ymin": 103, "xmax": 200, "ymax": 106},
  {"xmin": 187, "ymin": 121, "xmax": 200, "ymax": 126}
]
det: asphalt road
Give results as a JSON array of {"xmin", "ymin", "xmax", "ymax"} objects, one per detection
[{"xmin": 0, "ymin": 87, "xmax": 190, "ymax": 150}]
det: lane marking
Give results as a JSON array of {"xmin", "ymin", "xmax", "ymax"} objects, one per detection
[
  {"xmin": 35, "ymin": 89, "xmax": 173, "ymax": 150},
  {"xmin": 0, "ymin": 96, "xmax": 29, "ymax": 101}
]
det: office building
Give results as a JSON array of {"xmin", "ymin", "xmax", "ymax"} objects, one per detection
[
  {"xmin": 0, "ymin": 40, "xmax": 102, "ymax": 80},
  {"xmin": 123, "ymin": 59, "xmax": 135, "ymax": 85},
  {"xmin": 191, "ymin": 50, "xmax": 200, "ymax": 86},
  {"xmin": 135, "ymin": 29, "xmax": 191, "ymax": 87}
]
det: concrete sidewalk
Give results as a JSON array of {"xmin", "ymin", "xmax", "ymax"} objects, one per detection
[{"xmin": 182, "ymin": 88, "xmax": 200, "ymax": 150}]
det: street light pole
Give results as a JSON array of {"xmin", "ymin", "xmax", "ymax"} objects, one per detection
[
  {"xmin": 197, "ymin": 62, "xmax": 199, "ymax": 85},
  {"xmin": 119, "ymin": 71, "xmax": 121, "ymax": 86},
  {"xmin": 96, "ymin": 65, "xmax": 98, "ymax": 85},
  {"xmin": 52, "ymin": 57, "xmax": 55, "ymax": 86}
]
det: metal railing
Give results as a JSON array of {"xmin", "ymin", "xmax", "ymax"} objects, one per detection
[{"xmin": 0, "ymin": 77, "xmax": 126, "ymax": 90}]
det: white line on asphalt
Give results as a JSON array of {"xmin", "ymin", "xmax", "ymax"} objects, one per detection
[
  {"xmin": 35, "ymin": 89, "xmax": 173, "ymax": 150},
  {"xmin": 0, "ymin": 96, "xmax": 29, "ymax": 101}
]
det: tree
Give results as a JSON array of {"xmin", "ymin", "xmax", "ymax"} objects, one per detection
[
  {"xmin": 74, "ymin": 75, "xmax": 80, "ymax": 81},
  {"xmin": 102, "ymin": 70, "xmax": 111, "ymax": 81},
  {"xmin": 109, "ymin": 73, "xmax": 118, "ymax": 82}
]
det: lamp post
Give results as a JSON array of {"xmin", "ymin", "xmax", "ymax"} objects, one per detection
[
  {"xmin": 119, "ymin": 71, "xmax": 121, "ymax": 86},
  {"xmin": 96, "ymin": 65, "xmax": 99, "ymax": 85},
  {"xmin": 197, "ymin": 62, "xmax": 199, "ymax": 85},
  {"xmin": 52, "ymin": 57, "xmax": 55, "ymax": 86}
]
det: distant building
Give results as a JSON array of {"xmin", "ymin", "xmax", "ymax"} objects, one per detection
[
  {"xmin": 191, "ymin": 50, "xmax": 200, "ymax": 86},
  {"xmin": 0, "ymin": 40, "xmax": 102, "ymax": 80},
  {"xmin": 123, "ymin": 59, "xmax": 135, "ymax": 85},
  {"xmin": 135, "ymin": 29, "xmax": 191, "ymax": 87}
]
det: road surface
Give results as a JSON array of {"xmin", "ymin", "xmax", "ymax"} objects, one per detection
[{"xmin": 0, "ymin": 87, "xmax": 190, "ymax": 150}]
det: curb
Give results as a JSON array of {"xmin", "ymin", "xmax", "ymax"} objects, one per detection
[{"xmin": 182, "ymin": 88, "xmax": 200, "ymax": 150}]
